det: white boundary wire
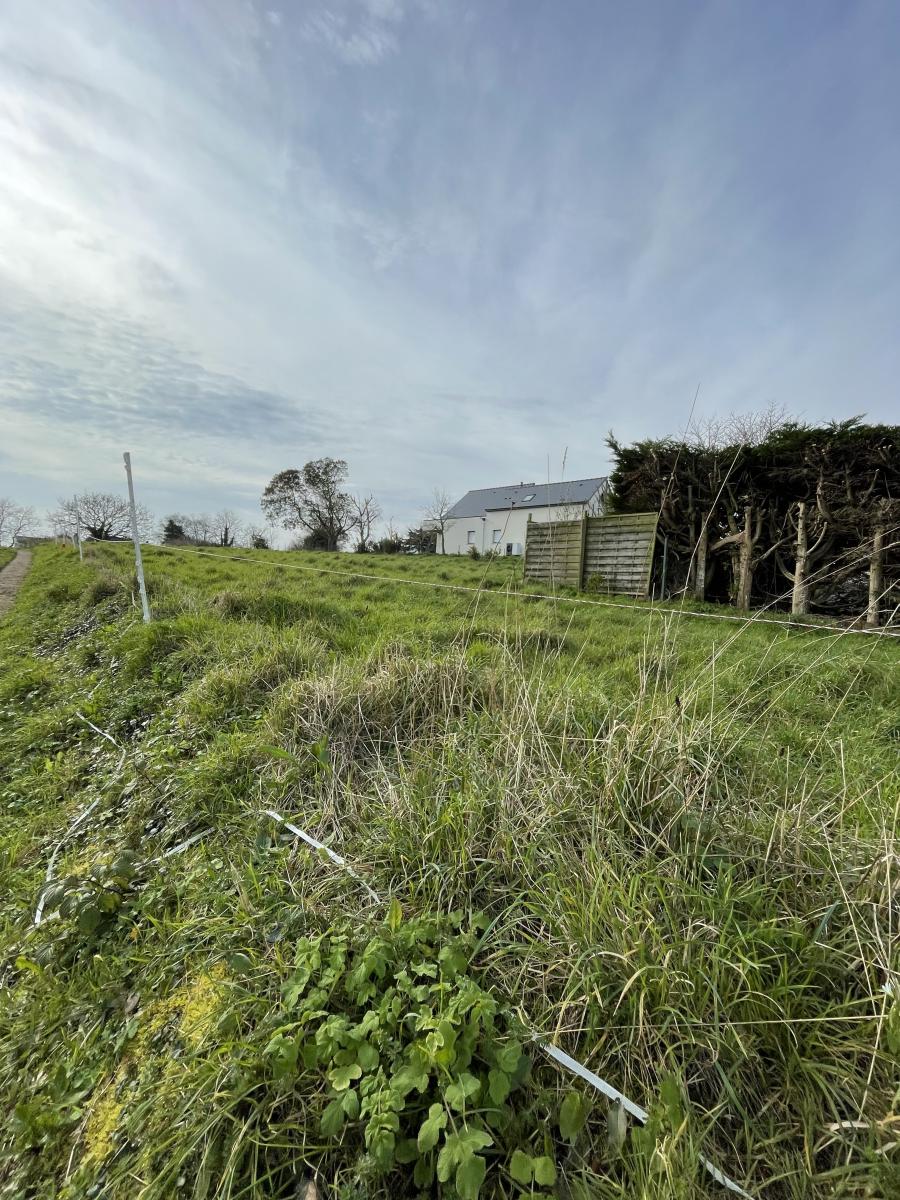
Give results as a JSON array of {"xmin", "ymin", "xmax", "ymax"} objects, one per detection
[
  {"xmin": 153, "ymin": 544, "xmax": 899, "ymax": 640},
  {"xmin": 539, "ymin": 1042, "xmax": 754, "ymax": 1199},
  {"xmin": 33, "ymin": 799, "xmax": 101, "ymax": 926},
  {"xmin": 264, "ymin": 808, "xmax": 380, "ymax": 902}
]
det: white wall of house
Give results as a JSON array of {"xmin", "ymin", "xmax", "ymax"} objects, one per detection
[{"xmin": 439, "ymin": 503, "xmax": 597, "ymax": 556}]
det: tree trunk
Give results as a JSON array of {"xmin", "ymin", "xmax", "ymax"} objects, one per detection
[
  {"xmin": 736, "ymin": 506, "xmax": 754, "ymax": 610},
  {"xmin": 867, "ymin": 523, "xmax": 884, "ymax": 628},
  {"xmin": 694, "ymin": 518, "xmax": 708, "ymax": 601},
  {"xmin": 791, "ymin": 501, "xmax": 810, "ymax": 615}
]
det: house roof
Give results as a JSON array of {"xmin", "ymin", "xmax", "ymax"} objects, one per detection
[{"xmin": 446, "ymin": 477, "xmax": 607, "ymax": 520}]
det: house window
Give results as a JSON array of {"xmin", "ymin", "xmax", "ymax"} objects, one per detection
[
  {"xmin": 467, "ymin": 530, "xmax": 476, "ymax": 545},
  {"xmin": 492, "ymin": 529, "xmax": 501, "ymax": 544},
  {"xmin": 521, "ymin": 493, "xmax": 536, "ymax": 502}
]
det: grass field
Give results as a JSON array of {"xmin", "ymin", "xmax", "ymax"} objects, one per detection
[
  {"xmin": 1, "ymin": 543, "xmax": 897, "ymax": 1199},
  {"xmin": 0, "ymin": 547, "xmax": 16, "ymax": 572}
]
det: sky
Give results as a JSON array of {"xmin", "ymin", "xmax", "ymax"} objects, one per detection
[{"xmin": 1, "ymin": 0, "xmax": 898, "ymax": 538}]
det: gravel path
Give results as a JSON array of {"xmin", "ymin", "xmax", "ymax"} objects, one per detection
[{"xmin": 0, "ymin": 550, "xmax": 32, "ymax": 618}]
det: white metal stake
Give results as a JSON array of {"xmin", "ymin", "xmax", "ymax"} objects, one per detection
[
  {"xmin": 123, "ymin": 451, "xmax": 151, "ymax": 623},
  {"xmin": 73, "ymin": 494, "xmax": 83, "ymax": 561}
]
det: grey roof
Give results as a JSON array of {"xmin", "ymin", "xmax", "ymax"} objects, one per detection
[{"xmin": 446, "ymin": 477, "xmax": 607, "ymax": 520}]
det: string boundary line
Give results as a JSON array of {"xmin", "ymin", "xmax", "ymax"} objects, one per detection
[{"xmin": 151, "ymin": 545, "xmax": 899, "ymax": 640}]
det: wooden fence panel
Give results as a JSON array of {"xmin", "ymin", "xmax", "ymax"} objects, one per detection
[
  {"xmin": 523, "ymin": 511, "xmax": 659, "ymax": 595},
  {"xmin": 523, "ymin": 518, "xmax": 585, "ymax": 588},
  {"xmin": 583, "ymin": 513, "xmax": 658, "ymax": 595}
]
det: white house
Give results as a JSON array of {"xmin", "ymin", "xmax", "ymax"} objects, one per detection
[{"xmin": 437, "ymin": 477, "xmax": 608, "ymax": 556}]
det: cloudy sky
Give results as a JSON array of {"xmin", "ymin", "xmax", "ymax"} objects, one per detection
[{"xmin": 1, "ymin": 0, "xmax": 898, "ymax": 535}]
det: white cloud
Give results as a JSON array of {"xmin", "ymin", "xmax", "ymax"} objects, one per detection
[
  {"xmin": 299, "ymin": 1, "xmax": 405, "ymax": 65},
  {"xmin": 0, "ymin": 0, "xmax": 897, "ymax": 532}
]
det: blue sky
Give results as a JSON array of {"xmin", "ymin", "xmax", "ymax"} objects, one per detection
[{"xmin": 1, "ymin": 0, "xmax": 898, "ymax": 535}]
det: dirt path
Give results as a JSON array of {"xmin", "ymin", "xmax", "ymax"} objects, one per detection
[{"xmin": 0, "ymin": 550, "xmax": 32, "ymax": 618}]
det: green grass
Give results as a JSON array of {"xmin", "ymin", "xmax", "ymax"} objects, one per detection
[
  {"xmin": 0, "ymin": 543, "xmax": 897, "ymax": 1199},
  {"xmin": 0, "ymin": 547, "xmax": 16, "ymax": 572}
]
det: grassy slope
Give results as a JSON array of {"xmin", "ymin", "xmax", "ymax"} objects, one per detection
[
  {"xmin": 0, "ymin": 547, "xmax": 16, "ymax": 572},
  {"xmin": 0, "ymin": 543, "xmax": 897, "ymax": 1200}
]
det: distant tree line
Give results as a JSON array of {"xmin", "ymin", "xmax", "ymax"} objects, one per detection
[
  {"xmin": 45, "ymin": 495, "xmax": 270, "ymax": 551},
  {"xmin": 161, "ymin": 510, "xmax": 269, "ymax": 550},
  {"xmin": 607, "ymin": 415, "xmax": 899, "ymax": 625},
  {"xmin": 11, "ymin": 463, "xmax": 443, "ymax": 559}
]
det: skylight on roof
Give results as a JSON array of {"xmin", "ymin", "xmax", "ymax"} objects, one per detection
[{"xmin": 521, "ymin": 493, "xmax": 536, "ymax": 502}]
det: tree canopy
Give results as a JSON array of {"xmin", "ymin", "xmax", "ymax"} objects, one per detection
[
  {"xmin": 607, "ymin": 417, "xmax": 899, "ymax": 623},
  {"xmin": 261, "ymin": 459, "xmax": 372, "ymax": 552},
  {"xmin": 162, "ymin": 518, "xmax": 187, "ymax": 544}
]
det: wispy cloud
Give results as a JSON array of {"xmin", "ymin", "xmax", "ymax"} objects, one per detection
[
  {"xmin": 0, "ymin": 0, "xmax": 898, "ymax": 532},
  {"xmin": 300, "ymin": 1, "xmax": 404, "ymax": 65}
]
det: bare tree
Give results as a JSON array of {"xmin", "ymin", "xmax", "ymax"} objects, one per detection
[
  {"xmin": 51, "ymin": 493, "xmax": 155, "ymax": 542},
  {"xmin": 159, "ymin": 511, "xmax": 243, "ymax": 547},
  {"xmin": 688, "ymin": 402, "xmax": 790, "ymax": 450},
  {"xmin": 210, "ymin": 509, "xmax": 241, "ymax": 547},
  {"xmin": 349, "ymin": 493, "xmax": 381, "ymax": 552},
  {"xmin": 242, "ymin": 525, "xmax": 271, "ymax": 550},
  {"xmin": 423, "ymin": 488, "xmax": 453, "ymax": 554},
  {"xmin": 0, "ymin": 498, "xmax": 38, "ymax": 546},
  {"xmin": 179, "ymin": 513, "xmax": 214, "ymax": 544}
]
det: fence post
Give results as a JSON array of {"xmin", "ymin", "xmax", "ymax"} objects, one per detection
[
  {"xmin": 867, "ymin": 522, "xmax": 884, "ymax": 628},
  {"xmin": 578, "ymin": 512, "xmax": 588, "ymax": 590},
  {"xmin": 123, "ymin": 452, "xmax": 151, "ymax": 623},
  {"xmin": 694, "ymin": 518, "xmax": 708, "ymax": 600},
  {"xmin": 73, "ymin": 495, "xmax": 83, "ymax": 562},
  {"xmin": 660, "ymin": 534, "xmax": 669, "ymax": 599}
]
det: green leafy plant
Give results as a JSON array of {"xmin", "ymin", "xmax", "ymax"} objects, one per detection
[
  {"xmin": 11, "ymin": 1062, "xmax": 96, "ymax": 1149},
  {"xmin": 559, "ymin": 1089, "xmax": 589, "ymax": 1143},
  {"xmin": 37, "ymin": 851, "xmax": 140, "ymax": 937},
  {"xmin": 263, "ymin": 908, "xmax": 550, "ymax": 1199}
]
